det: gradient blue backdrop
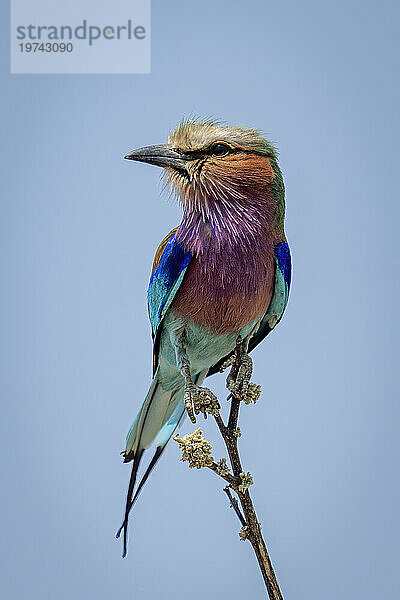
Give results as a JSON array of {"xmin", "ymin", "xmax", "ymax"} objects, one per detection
[{"xmin": 1, "ymin": 1, "xmax": 399, "ymax": 598}]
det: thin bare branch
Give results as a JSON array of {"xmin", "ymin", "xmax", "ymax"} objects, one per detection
[
  {"xmin": 174, "ymin": 351, "xmax": 284, "ymax": 600},
  {"xmin": 223, "ymin": 486, "xmax": 246, "ymax": 527}
]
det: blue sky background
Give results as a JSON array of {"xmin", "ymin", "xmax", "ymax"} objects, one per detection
[{"xmin": 1, "ymin": 1, "xmax": 400, "ymax": 598}]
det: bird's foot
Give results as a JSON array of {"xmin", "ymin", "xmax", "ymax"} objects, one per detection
[
  {"xmin": 227, "ymin": 353, "xmax": 253, "ymax": 400},
  {"xmin": 221, "ymin": 338, "xmax": 254, "ymax": 401},
  {"xmin": 181, "ymin": 364, "xmax": 220, "ymax": 423},
  {"xmin": 184, "ymin": 382, "xmax": 220, "ymax": 423}
]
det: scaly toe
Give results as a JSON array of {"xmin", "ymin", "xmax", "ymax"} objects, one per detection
[
  {"xmin": 184, "ymin": 384, "xmax": 197, "ymax": 423},
  {"xmin": 230, "ymin": 354, "xmax": 253, "ymax": 399},
  {"xmin": 184, "ymin": 384, "xmax": 220, "ymax": 422},
  {"xmin": 195, "ymin": 387, "xmax": 220, "ymax": 418},
  {"xmin": 220, "ymin": 354, "xmax": 235, "ymax": 373}
]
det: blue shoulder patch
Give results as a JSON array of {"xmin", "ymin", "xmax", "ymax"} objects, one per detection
[
  {"xmin": 147, "ymin": 234, "xmax": 192, "ymax": 335},
  {"xmin": 275, "ymin": 241, "xmax": 291, "ymax": 288}
]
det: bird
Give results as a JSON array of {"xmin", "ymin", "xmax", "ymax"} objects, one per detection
[{"xmin": 117, "ymin": 118, "xmax": 291, "ymax": 557}]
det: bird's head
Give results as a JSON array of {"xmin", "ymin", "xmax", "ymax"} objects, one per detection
[{"xmin": 125, "ymin": 118, "xmax": 284, "ymax": 242}]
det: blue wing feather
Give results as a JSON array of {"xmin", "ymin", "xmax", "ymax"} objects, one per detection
[
  {"xmin": 275, "ymin": 241, "xmax": 291, "ymax": 289},
  {"xmin": 247, "ymin": 240, "xmax": 291, "ymax": 350},
  {"xmin": 147, "ymin": 232, "xmax": 192, "ymax": 338}
]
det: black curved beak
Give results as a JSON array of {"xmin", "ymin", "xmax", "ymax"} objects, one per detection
[{"xmin": 124, "ymin": 144, "xmax": 188, "ymax": 170}]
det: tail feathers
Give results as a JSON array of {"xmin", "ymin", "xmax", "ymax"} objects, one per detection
[
  {"xmin": 130, "ymin": 446, "xmax": 165, "ymax": 506},
  {"xmin": 123, "ymin": 377, "xmax": 161, "ymax": 462},
  {"xmin": 153, "ymin": 396, "xmax": 185, "ymax": 447},
  {"xmin": 124, "ymin": 375, "xmax": 184, "ymax": 461},
  {"xmin": 116, "ymin": 448, "xmax": 144, "ymax": 558},
  {"xmin": 127, "ymin": 397, "xmax": 187, "ymax": 510},
  {"xmin": 117, "ymin": 371, "xmax": 206, "ymax": 557},
  {"xmin": 116, "ymin": 399, "xmax": 186, "ymax": 557}
]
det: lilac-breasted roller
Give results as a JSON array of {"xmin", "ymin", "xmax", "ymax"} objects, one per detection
[{"xmin": 117, "ymin": 119, "xmax": 291, "ymax": 556}]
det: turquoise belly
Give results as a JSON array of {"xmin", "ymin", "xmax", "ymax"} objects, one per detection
[{"xmin": 157, "ymin": 310, "xmax": 259, "ymax": 390}]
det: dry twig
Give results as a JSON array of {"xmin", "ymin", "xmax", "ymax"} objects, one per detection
[{"xmin": 173, "ymin": 343, "xmax": 284, "ymax": 599}]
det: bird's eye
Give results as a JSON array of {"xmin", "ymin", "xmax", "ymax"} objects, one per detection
[{"xmin": 210, "ymin": 143, "xmax": 231, "ymax": 157}]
